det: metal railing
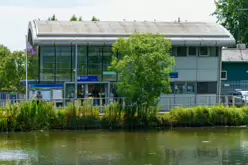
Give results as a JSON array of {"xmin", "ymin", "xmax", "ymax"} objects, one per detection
[{"xmin": 1, "ymin": 95, "xmax": 247, "ymax": 111}]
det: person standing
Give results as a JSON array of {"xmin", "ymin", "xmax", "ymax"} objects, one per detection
[{"xmin": 36, "ymin": 91, "xmax": 43, "ymax": 105}]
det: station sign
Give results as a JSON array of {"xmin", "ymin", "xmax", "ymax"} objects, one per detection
[{"xmin": 77, "ymin": 76, "xmax": 98, "ymax": 82}]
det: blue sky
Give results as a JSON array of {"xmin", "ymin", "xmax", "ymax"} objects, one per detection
[{"xmin": 0, "ymin": 0, "xmax": 217, "ymax": 51}]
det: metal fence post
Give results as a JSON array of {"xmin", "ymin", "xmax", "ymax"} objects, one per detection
[
  {"xmin": 225, "ymin": 96, "xmax": 228, "ymax": 107},
  {"xmin": 232, "ymin": 97, "xmax": 235, "ymax": 107}
]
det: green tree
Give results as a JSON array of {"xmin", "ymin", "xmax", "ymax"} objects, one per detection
[
  {"xmin": 78, "ymin": 16, "xmax": 83, "ymax": 21},
  {"xmin": 70, "ymin": 14, "xmax": 78, "ymax": 21},
  {"xmin": 1, "ymin": 51, "xmax": 26, "ymax": 92},
  {"xmin": 48, "ymin": 14, "xmax": 58, "ymax": 21},
  {"xmin": 109, "ymin": 33, "xmax": 175, "ymax": 110},
  {"xmin": 91, "ymin": 16, "xmax": 100, "ymax": 22},
  {"xmin": 212, "ymin": 0, "xmax": 248, "ymax": 44}
]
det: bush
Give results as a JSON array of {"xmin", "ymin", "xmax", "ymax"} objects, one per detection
[{"xmin": 0, "ymin": 102, "xmax": 248, "ymax": 132}]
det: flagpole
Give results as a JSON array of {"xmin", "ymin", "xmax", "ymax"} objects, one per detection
[{"xmin": 25, "ymin": 35, "xmax": 28, "ymax": 101}]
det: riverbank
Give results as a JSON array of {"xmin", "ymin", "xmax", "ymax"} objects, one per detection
[{"xmin": 1, "ymin": 101, "xmax": 248, "ymax": 132}]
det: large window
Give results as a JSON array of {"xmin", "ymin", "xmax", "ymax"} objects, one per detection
[
  {"xmin": 197, "ymin": 82, "xmax": 217, "ymax": 94},
  {"xmin": 188, "ymin": 47, "xmax": 197, "ymax": 56},
  {"xmin": 78, "ymin": 46, "xmax": 87, "ymax": 77},
  {"xmin": 55, "ymin": 46, "xmax": 72, "ymax": 81},
  {"xmin": 174, "ymin": 82, "xmax": 196, "ymax": 94},
  {"xmin": 103, "ymin": 46, "xmax": 116, "ymax": 81},
  {"xmin": 199, "ymin": 47, "xmax": 209, "ymax": 56},
  {"xmin": 170, "ymin": 47, "xmax": 177, "ymax": 56},
  {"xmin": 88, "ymin": 47, "xmax": 102, "ymax": 81},
  {"xmin": 221, "ymin": 71, "xmax": 227, "ymax": 80},
  {"xmin": 177, "ymin": 47, "xmax": 187, "ymax": 56},
  {"xmin": 40, "ymin": 46, "xmax": 55, "ymax": 81}
]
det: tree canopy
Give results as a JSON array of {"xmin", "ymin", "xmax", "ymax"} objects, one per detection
[
  {"xmin": 109, "ymin": 33, "xmax": 175, "ymax": 110},
  {"xmin": 70, "ymin": 14, "xmax": 78, "ymax": 21},
  {"xmin": 212, "ymin": 0, "xmax": 248, "ymax": 44},
  {"xmin": 0, "ymin": 45, "xmax": 37, "ymax": 93},
  {"xmin": 91, "ymin": 16, "xmax": 100, "ymax": 22},
  {"xmin": 48, "ymin": 14, "xmax": 57, "ymax": 21}
]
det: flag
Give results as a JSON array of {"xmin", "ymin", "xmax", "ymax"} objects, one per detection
[{"xmin": 26, "ymin": 38, "xmax": 37, "ymax": 56}]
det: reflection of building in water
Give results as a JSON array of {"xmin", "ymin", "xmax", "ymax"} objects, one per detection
[{"xmin": 164, "ymin": 148, "xmax": 222, "ymax": 165}]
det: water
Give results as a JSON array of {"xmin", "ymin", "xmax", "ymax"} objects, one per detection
[{"xmin": 1, "ymin": 128, "xmax": 248, "ymax": 165}]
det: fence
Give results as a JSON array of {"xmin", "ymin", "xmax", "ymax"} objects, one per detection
[
  {"xmin": 0, "ymin": 95, "xmax": 244, "ymax": 112},
  {"xmin": 221, "ymin": 80, "xmax": 248, "ymax": 95}
]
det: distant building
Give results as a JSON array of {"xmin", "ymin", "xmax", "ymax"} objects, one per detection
[
  {"xmin": 27, "ymin": 20, "xmax": 235, "ymax": 109},
  {"xmin": 221, "ymin": 44, "xmax": 248, "ymax": 94}
]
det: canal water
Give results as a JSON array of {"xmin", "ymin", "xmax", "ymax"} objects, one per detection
[{"xmin": 0, "ymin": 128, "xmax": 248, "ymax": 165}]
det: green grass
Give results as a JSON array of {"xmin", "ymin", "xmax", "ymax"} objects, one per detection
[{"xmin": 1, "ymin": 102, "xmax": 248, "ymax": 132}]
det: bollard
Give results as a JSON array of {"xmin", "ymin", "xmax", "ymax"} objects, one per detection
[{"xmin": 168, "ymin": 99, "xmax": 170, "ymax": 110}]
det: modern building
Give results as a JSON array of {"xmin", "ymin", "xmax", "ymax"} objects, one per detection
[
  {"xmin": 221, "ymin": 44, "xmax": 248, "ymax": 94},
  {"xmin": 27, "ymin": 20, "xmax": 235, "ymax": 109}
]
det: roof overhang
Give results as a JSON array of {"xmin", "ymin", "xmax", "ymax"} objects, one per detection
[{"xmin": 28, "ymin": 20, "xmax": 236, "ymax": 47}]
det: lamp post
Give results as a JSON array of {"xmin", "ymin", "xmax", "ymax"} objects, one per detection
[{"xmin": 238, "ymin": 8, "xmax": 248, "ymax": 44}]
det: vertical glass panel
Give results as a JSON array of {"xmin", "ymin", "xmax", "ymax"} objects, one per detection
[
  {"xmin": 199, "ymin": 47, "xmax": 209, "ymax": 56},
  {"xmin": 88, "ymin": 46, "xmax": 102, "ymax": 81},
  {"xmin": 177, "ymin": 47, "xmax": 187, "ymax": 56},
  {"xmin": 103, "ymin": 46, "xmax": 116, "ymax": 81},
  {"xmin": 78, "ymin": 46, "xmax": 87, "ymax": 76},
  {"xmin": 188, "ymin": 47, "xmax": 197, "ymax": 56},
  {"xmin": 40, "ymin": 46, "xmax": 55, "ymax": 81},
  {"xmin": 55, "ymin": 46, "xmax": 71, "ymax": 81},
  {"xmin": 175, "ymin": 82, "xmax": 186, "ymax": 94},
  {"xmin": 186, "ymin": 82, "xmax": 195, "ymax": 93},
  {"xmin": 210, "ymin": 47, "xmax": 217, "ymax": 56}
]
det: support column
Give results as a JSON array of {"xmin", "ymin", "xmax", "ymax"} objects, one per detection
[{"xmin": 75, "ymin": 42, "xmax": 78, "ymax": 100}]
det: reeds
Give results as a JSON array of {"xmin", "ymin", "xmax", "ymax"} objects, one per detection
[{"xmin": 1, "ymin": 102, "xmax": 248, "ymax": 132}]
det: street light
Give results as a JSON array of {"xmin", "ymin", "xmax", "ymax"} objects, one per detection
[{"xmin": 238, "ymin": 8, "xmax": 248, "ymax": 44}]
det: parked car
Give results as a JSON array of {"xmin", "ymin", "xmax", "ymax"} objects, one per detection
[{"xmin": 227, "ymin": 90, "xmax": 248, "ymax": 107}]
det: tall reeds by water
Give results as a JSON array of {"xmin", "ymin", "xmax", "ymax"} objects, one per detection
[{"xmin": 1, "ymin": 102, "xmax": 248, "ymax": 132}]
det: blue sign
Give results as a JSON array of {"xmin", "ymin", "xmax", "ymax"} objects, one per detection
[
  {"xmin": 165, "ymin": 72, "xmax": 179, "ymax": 79},
  {"xmin": 170, "ymin": 72, "xmax": 178, "ymax": 78},
  {"xmin": 77, "ymin": 76, "xmax": 98, "ymax": 82},
  {"xmin": 29, "ymin": 84, "xmax": 64, "ymax": 89}
]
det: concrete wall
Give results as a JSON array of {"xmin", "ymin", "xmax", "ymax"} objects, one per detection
[{"xmin": 171, "ymin": 57, "xmax": 219, "ymax": 82}]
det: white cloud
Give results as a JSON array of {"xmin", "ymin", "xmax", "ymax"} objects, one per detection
[{"xmin": 0, "ymin": 0, "xmax": 217, "ymax": 51}]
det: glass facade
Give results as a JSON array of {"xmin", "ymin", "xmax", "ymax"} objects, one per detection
[
  {"xmin": 38, "ymin": 45, "xmax": 219, "ymax": 95},
  {"xmin": 39, "ymin": 45, "xmax": 117, "ymax": 83}
]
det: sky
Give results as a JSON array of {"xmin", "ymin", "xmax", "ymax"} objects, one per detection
[{"xmin": 0, "ymin": 0, "xmax": 217, "ymax": 51}]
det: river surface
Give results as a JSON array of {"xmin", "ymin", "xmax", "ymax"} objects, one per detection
[{"xmin": 0, "ymin": 128, "xmax": 248, "ymax": 165}]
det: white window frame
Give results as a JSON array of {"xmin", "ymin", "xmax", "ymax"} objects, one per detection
[
  {"xmin": 199, "ymin": 47, "xmax": 210, "ymax": 56},
  {"xmin": 221, "ymin": 71, "xmax": 227, "ymax": 80},
  {"xmin": 187, "ymin": 47, "xmax": 198, "ymax": 56}
]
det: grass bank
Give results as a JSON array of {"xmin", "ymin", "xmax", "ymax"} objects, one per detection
[{"xmin": 1, "ymin": 101, "xmax": 248, "ymax": 132}]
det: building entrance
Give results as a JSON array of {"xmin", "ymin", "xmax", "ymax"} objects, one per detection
[{"xmin": 64, "ymin": 82, "xmax": 110, "ymax": 106}]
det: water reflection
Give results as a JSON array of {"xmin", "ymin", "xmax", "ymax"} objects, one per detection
[{"xmin": 0, "ymin": 129, "xmax": 248, "ymax": 164}]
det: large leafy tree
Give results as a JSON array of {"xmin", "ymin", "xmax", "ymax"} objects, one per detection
[
  {"xmin": 109, "ymin": 33, "xmax": 175, "ymax": 110},
  {"xmin": 212, "ymin": 0, "xmax": 248, "ymax": 44}
]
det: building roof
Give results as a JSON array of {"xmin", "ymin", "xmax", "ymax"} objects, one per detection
[
  {"xmin": 28, "ymin": 20, "xmax": 236, "ymax": 46},
  {"xmin": 222, "ymin": 48, "xmax": 248, "ymax": 62}
]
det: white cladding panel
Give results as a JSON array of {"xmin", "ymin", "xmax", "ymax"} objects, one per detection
[{"xmin": 172, "ymin": 57, "xmax": 219, "ymax": 82}]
